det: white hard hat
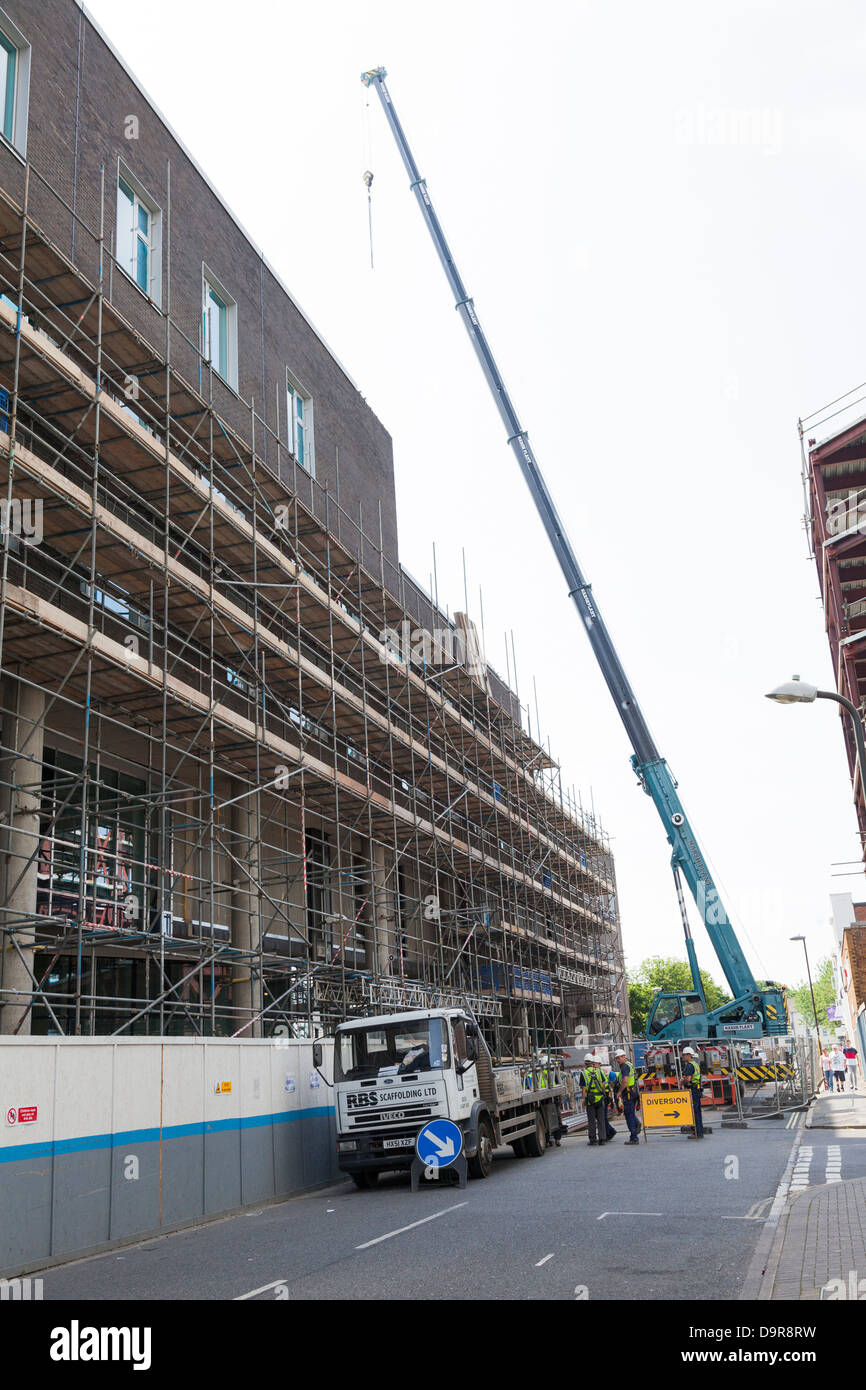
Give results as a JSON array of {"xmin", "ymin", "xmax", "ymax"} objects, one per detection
[
  {"xmin": 615, "ymin": 1048, "xmax": 628, "ymax": 1058},
  {"xmin": 682, "ymin": 1047, "xmax": 697, "ymax": 1056},
  {"xmin": 583, "ymin": 1052, "xmax": 597, "ymax": 1064}
]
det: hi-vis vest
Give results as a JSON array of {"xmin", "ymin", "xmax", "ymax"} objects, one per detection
[
  {"xmin": 583, "ymin": 1066, "xmax": 607, "ymax": 1102},
  {"xmin": 684, "ymin": 1060, "xmax": 701, "ymax": 1089},
  {"xmin": 618, "ymin": 1063, "xmax": 636, "ymax": 1098}
]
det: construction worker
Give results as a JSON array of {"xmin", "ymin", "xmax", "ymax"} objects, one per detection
[
  {"xmin": 579, "ymin": 1053, "xmax": 611, "ymax": 1146},
  {"xmin": 614, "ymin": 1047, "xmax": 641, "ymax": 1145},
  {"xmin": 682, "ymin": 1046, "xmax": 705, "ymax": 1139}
]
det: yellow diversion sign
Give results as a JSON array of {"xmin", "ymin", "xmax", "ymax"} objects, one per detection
[{"xmin": 641, "ymin": 1089, "xmax": 694, "ymax": 1128}]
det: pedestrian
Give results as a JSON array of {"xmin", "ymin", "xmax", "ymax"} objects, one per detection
[
  {"xmin": 843, "ymin": 1041, "xmax": 859, "ymax": 1091},
  {"xmin": 830, "ymin": 1044, "xmax": 847, "ymax": 1094},
  {"xmin": 614, "ymin": 1047, "xmax": 641, "ymax": 1145},
  {"xmin": 579, "ymin": 1053, "xmax": 611, "ymax": 1146},
  {"xmin": 820, "ymin": 1048, "xmax": 833, "ymax": 1093},
  {"xmin": 681, "ymin": 1046, "xmax": 706, "ymax": 1139}
]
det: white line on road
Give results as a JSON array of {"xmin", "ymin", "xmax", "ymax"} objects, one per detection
[
  {"xmin": 535, "ymin": 1253, "xmax": 555, "ymax": 1266},
  {"xmin": 234, "ymin": 1278, "xmax": 288, "ymax": 1301},
  {"xmin": 597, "ymin": 1211, "xmax": 663, "ymax": 1221},
  {"xmin": 355, "ymin": 1202, "xmax": 468, "ymax": 1250},
  {"xmin": 789, "ymin": 1143, "xmax": 813, "ymax": 1191}
]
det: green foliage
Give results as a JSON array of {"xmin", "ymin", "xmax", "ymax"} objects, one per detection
[
  {"xmin": 786, "ymin": 956, "xmax": 835, "ymax": 1030},
  {"xmin": 627, "ymin": 955, "xmax": 732, "ymax": 1035}
]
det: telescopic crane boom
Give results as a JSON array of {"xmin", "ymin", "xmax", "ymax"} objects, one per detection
[{"xmin": 361, "ymin": 66, "xmax": 787, "ymax": 1040}]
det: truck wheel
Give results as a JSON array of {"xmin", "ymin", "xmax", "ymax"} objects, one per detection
[
  {"xmin": 524, "ymin": 1111, "xmax": 547, "ymax": 1158},
  {"xmin": 468, "ymin": 1118, "xmax": 494, "ymax": 1179},
  {"xmin": 351, "ymin": 1171, "xmax": 379, "ymax": 1190},
  {"xmin": 510, "ymin": 1137, "xmax": 527, "ymax": 1158}
]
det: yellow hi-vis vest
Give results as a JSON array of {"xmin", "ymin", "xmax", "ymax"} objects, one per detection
[
  {"xmin": 583, "ymin": 1066, "xmax": 607, "ymax": 1102},
  {"xmin": 618, "ymin": 1063, "xmax": 636, "ymax": 1098}
]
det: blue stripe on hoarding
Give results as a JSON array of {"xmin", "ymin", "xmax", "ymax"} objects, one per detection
[{"xmin": 0, "ymin": 1105, "xmax": 334, "ymax": 1164}]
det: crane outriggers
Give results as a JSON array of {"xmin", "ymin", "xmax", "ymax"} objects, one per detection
[{"xmin": 361, "ymin": 66, "xmax": 788, "ymax": 1043}]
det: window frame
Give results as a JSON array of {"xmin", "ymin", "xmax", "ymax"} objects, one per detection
[
  {"xmin": 0, "ymin": 8, "xmax": 30, "ymax": 157},
  {"xmin": 202, "ymin": 265, "xmax": 238, "ymax": 390},
  {"xmin": 286, "ymin": 369, "xmax": 314, "ymax": 476},
  {"xmin": 115, "ymin": 159, "xmax": 163, "ymax": 307}
]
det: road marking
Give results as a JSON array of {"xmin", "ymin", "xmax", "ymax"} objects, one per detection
[
  {"xmin": 826, "ymin": 1144, "xmax": 842, "ymax": 1184},
  {"xmin": 535, "ymin": 1253, "xmax": 554, "ymax": 1267},
  {"xmin": 234, "ymin": 1278, "xmax": 288, "ymax": 1301},
  {"xmin": 739, "ymin": 1122, "xmax": 807, "ymax": 1300},
  {"xmin": 355, "ymin": 1201, "xmax": 468, "ymax": 1249},
  {"xmin": 789, "ymin": 1143, "xmax": 813, "ymax": 1191},
  {"xmin": 597, "ymin": 1211, "xmax": 663, "ymax": 1221},
  {"xmin": 743, "ymin": 1198, "xmax": 771, "ymax": 1220}
]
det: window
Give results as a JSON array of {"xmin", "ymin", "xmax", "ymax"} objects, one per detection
[
  {"xmin": 648, "ymin": 994, "xmax": 682, "ymax": 1035},
  {"xmin": 225, "ymin": 666, "xmax": 248, "ymax": 693},
  {"xmin": 202, "ymin": 268, "xmax": 237, "ymax": 388},
  {"xmin": 0, "ymin": 11, "xmax": 29, "ymax": 155},
  {"xmin": 286, "ymin": 371, "xmax": 314, "ymax": 475},
  {"xmin": 81, "ymin": 578, "xmax": 150, "ymax": 633},
  {"xmin": 334, "ymin": 1017, "xmax": 449, "ymax": 1082},
  {"xmin": 116, "ymin": 164, "xmax": 162, "ymax": 305}
]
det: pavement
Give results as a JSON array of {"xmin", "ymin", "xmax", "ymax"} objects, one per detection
[{"xmin": 743, "ymin": 1087, "xmax": 866, "ymax": 1300}]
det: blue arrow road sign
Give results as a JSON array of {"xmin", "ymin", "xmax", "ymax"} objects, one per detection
[{"xmin": 416, "ymin": 1118, "xmax": 463, "ymax": 1168}]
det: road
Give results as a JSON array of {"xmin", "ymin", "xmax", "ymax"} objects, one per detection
[{"xmin": 35, "ymin": 1108, "xmax": 863, "ymax": 1302}]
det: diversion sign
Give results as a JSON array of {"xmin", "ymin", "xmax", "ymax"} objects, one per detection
[{"xmin": 641, "ymin": 1088, "xmax": 694, "ymax": 1129}]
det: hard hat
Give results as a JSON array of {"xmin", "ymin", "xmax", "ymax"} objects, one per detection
[
  {"xmin": 583, "ymin": 1052, "xmax": 597, "ymax": 1064},
  {"xmin": 682, "ymin": 1047, "xmax": 697, "ymax": 1056},
  {"xmin": 615, "ymin": 1048, "xmax": 628, "ymax": 1058}
]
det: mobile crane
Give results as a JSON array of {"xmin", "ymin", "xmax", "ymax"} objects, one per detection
[{"xmin": 361, "ymin": 66, "xmax": 788, "ymax": 1042}]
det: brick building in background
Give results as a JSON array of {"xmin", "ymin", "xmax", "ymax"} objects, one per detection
[
  {"xmin": 830, "ymin": 894, "xmax": 866, "ymax": 1056},
  {"xmin": 806, "ymin": 415, "xmax": 866, "ymax": 855},
  {"xmin": 0, "ymin": 0, "xmax": 629, "ymax": 1051}
]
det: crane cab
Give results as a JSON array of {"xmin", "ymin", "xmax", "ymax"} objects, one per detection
[{"xmin": 646, "ymin": 991, "xmax": 707, "ymax": 1039}]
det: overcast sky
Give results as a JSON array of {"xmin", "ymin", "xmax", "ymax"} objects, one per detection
[{"xmin": 84, "ymin": 0, "xmax": 866, "ymax": 995}]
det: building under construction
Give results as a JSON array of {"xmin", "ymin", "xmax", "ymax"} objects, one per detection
[{"xmin": 0, "ymin": 0, "xmax": 629, "ymax": 1055}]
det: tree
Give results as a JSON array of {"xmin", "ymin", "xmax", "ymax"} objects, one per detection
[
  {"xmin": 627, "ymin": 955, "xmax": 731, "ymax": 1036},
  {"xmin": 786, "ymin": 956, "xmax": 835, "ymax": 1033}
]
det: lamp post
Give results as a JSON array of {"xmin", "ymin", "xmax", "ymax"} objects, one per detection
[
  {"xmin": 790, "ymin": 934, "xmax": 823, "ymax": 1078},
  {"xmin": 766, "ymin": 675, "xmax": 866, "ymax": 798}
]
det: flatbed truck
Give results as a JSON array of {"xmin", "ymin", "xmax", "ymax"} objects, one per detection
[{"xmin": 321, "ymin": 1007, "xmax": 565, "ymax": 1186}]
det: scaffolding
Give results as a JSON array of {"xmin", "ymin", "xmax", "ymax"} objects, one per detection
[{"xmin": 0, "ymin": 153, "xmax": 628, "ymax": 1057}]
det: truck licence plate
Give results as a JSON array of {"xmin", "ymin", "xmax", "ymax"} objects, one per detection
[{"xmin": 382, "ymin": 1138, "xmax": 413, "ymax": 1150}]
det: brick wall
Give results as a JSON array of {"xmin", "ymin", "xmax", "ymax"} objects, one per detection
[
  {"xmin": 0, "ymin": 0, "xmax": 399, "ymax": 563},
  {"xmin": 842, "ymin": 925, "xmax": 866, "ymax": 1014}
]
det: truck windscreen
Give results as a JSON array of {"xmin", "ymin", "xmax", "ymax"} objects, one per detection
[{"xmin": 335, "ymin": 1017, "xmax": 450, "ymax": 1082}]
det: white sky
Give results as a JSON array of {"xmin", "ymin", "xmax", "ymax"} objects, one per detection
[{"xmin": 84, "ymin": 0, "xmax": 866, "ymax": 994}]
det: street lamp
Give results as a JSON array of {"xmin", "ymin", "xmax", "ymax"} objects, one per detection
[
  {"xmin": 790, "ymin": 933, "xmax": 822, "ymax": 1061},
  {"xmin": 766, "ymin": 675, "xmax": 866, "ymax": 796}
]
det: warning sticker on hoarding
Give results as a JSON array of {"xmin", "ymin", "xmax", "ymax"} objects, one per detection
[
  {"xmin": 214, "ymin": 1081, "xmax": 232, "ymax": 1094},
  {"xmin": 5, "ymin": 1106, "xmax": 37, "ymax": 1125}
]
